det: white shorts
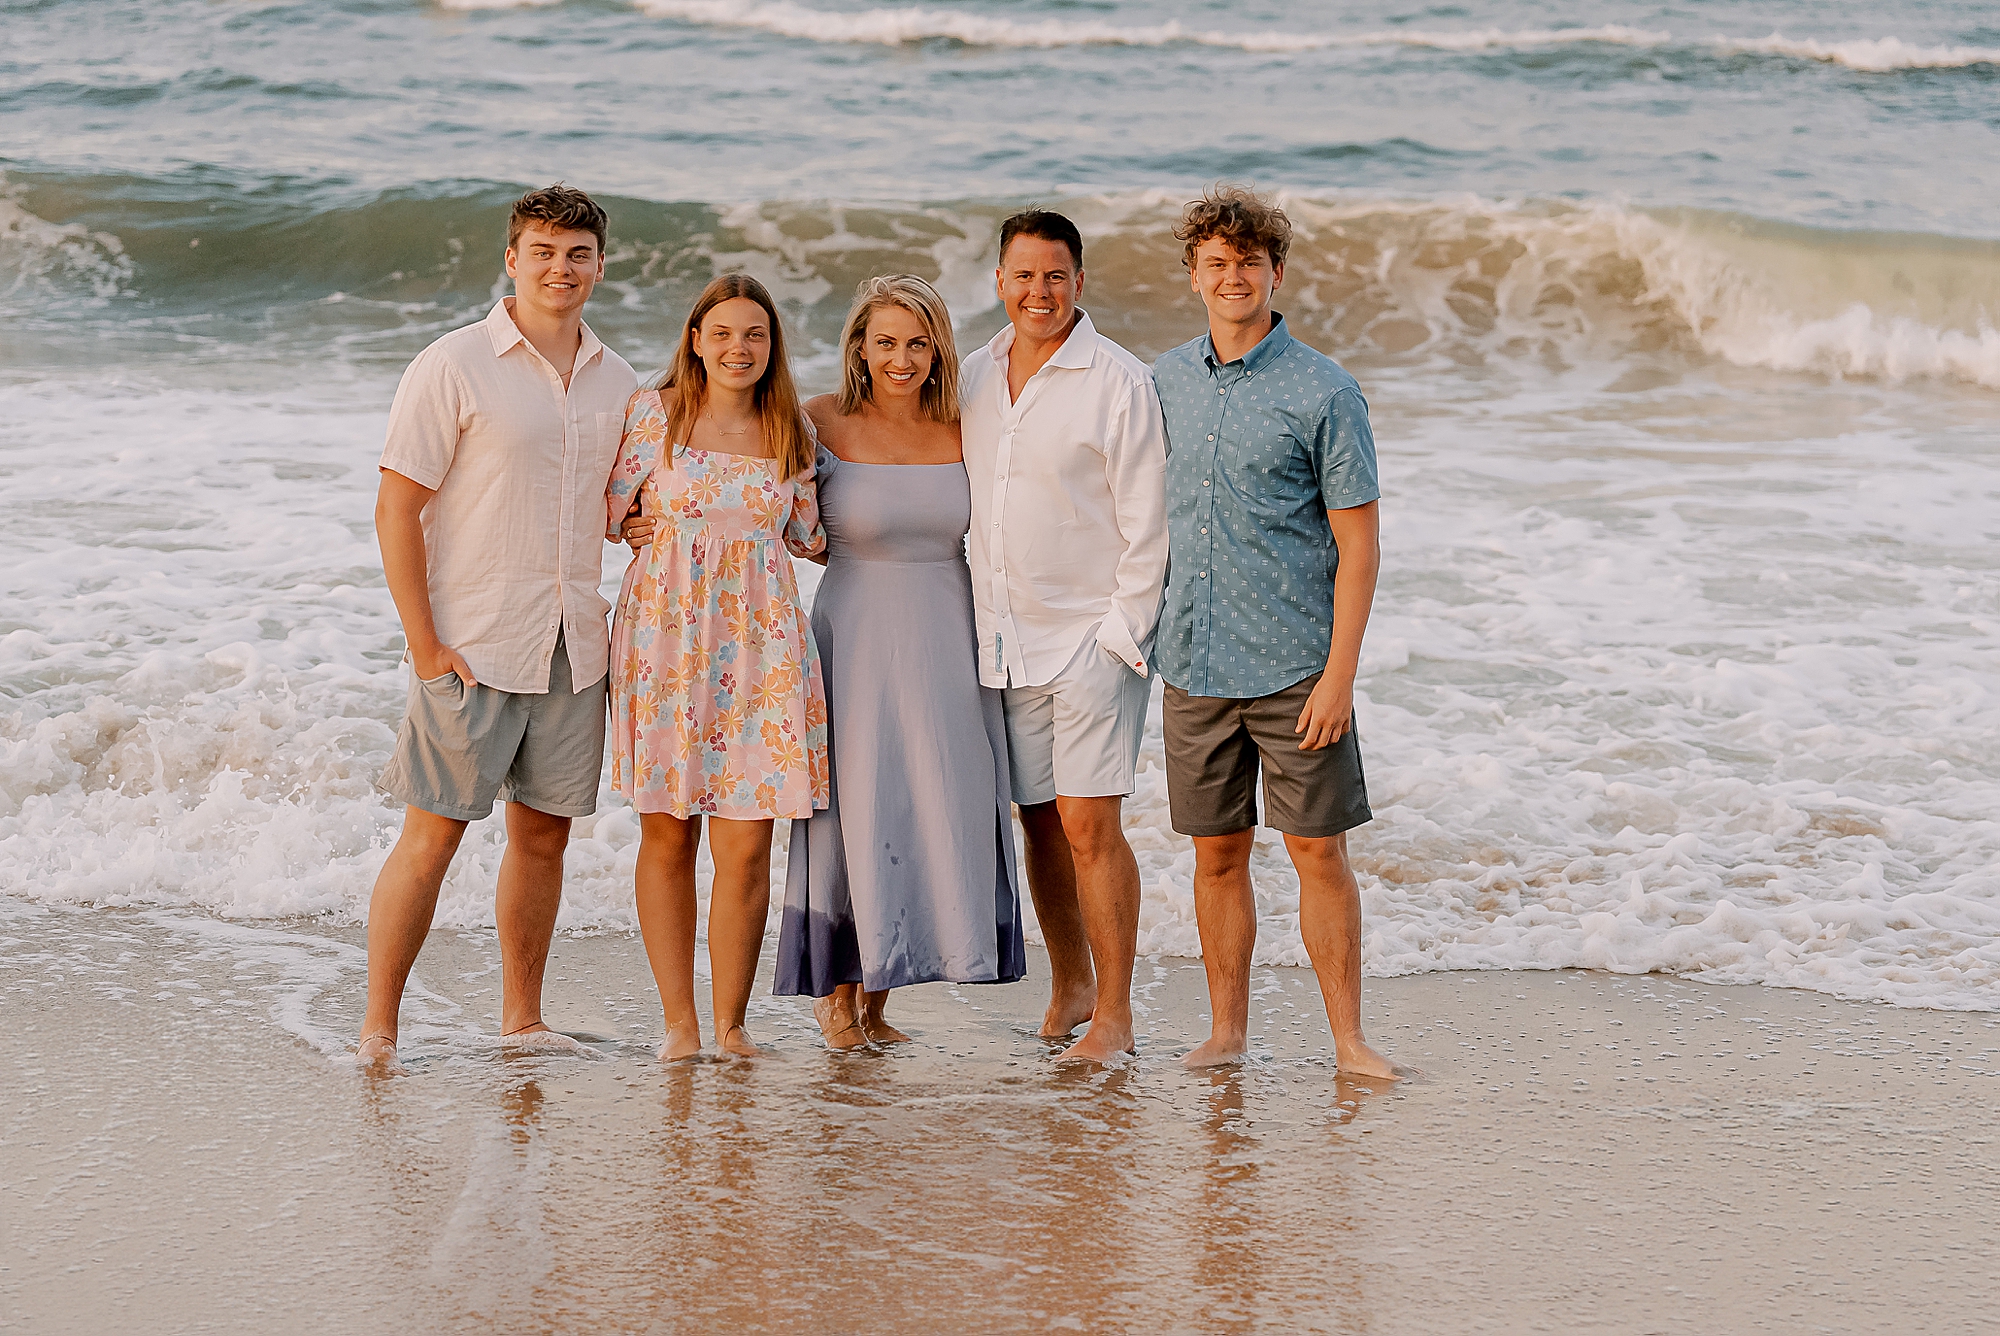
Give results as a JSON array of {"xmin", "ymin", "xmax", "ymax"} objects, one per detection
[{"xmin": 1002, "ymin": 635, "xmax": 1151, "ymax": 805}]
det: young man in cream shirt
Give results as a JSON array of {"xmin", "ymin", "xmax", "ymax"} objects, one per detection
[
  {"xmin": 959, "ymin": 209, "xmax": 1169, "ymax": 1063},
  {"xmin": 358, "ymin": 185, "xmax": 637, "ymax": 1070}
]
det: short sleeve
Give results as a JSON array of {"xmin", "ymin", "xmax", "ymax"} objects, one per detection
[
  {"xmin": 1313, "ymin": 385, "xmax": 1381, "ymax": 511},
  {"xmin": 607, "ymin": 390, "xmax": 668, "ymax": 538},
  {"xmin": 379, "ymin": 346, "xmax": 461, "ymax": 490}
]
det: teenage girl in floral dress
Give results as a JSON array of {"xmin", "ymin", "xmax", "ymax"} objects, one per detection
[{"xmin": 607, "ymin": 273, "xmax": 826, "ymax": 1059}]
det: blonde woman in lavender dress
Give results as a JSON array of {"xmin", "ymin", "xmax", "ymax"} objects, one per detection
[
  {"xmin": 772, "ymin": 275, "xmax": 1025, "ymax": 1047},
  {"xmin": 607, "ymin": 273, "xmax": 827, "ymax": 1060}
]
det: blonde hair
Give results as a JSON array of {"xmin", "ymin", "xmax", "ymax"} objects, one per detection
[
  {"xmin": 834, "ymin": 275, "xmax": 960, "ymax": 422},
  {"xmin": 658, "ymin": 273, "xmax": 814, "ymax": 480}
]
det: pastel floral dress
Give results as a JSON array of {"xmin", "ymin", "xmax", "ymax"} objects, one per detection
[{"xmin": 606, "ymin": 389, "xmax": 829, "ymax": 819}]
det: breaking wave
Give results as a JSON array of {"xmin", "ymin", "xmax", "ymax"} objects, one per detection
[
  {"xmin": 5, "ymin": 171, "xmax": 1995, "ymax": 389},
  {"xmin": 440, "ymin": 1, "xmax": 2000, "ymax": 73}
]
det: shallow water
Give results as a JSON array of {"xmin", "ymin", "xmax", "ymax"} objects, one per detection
[
  {"xmin": 8, "ymin": 902, "xmax": 1998, "ymax": 1332},
  {"xmin": 3, "ymin": 0, "xmax": 1998, "ymax": 1012}
]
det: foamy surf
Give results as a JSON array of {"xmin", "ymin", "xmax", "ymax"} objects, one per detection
[
  {"xmin": 576, "ymin": 1, "xmax": 2000, "ymax": 73},
  {"xmin": 620, "ymin": 3, "xmax": 1669, "ymax": 56}
]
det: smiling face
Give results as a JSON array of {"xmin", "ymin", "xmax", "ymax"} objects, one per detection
[
  {"xmin": 691, "ymin": 295, "xmax": 773, "ymax": 394},
  {"xmin": 505, "ymin": 224, "xmax": 603, "ymax": 320},
  {"xmin": 997, "ymin": 234, "xmax": 1083, "ymax": 345},
  {"xmin": 859, "ymin": 302, "xmax": 935, "ymax": 403},
  {"xmin": 1190, "ymin": 235, "xmax": 1282, "ymax": 335}
]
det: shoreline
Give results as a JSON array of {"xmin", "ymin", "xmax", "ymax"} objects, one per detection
[{"xmin": 6, "ymin": 909, "xmax": 1997, "ymax": 1332}]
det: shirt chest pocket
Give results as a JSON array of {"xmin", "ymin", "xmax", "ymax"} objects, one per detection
[{"xmin": 1228, "ymin": 421, "xmax": 1311, "ymax": 492}]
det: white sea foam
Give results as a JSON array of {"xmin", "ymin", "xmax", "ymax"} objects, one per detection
[
  {"xmin": 627, "ymin": 2, "xmax": 1668, "ymax": 55},
  {"xmin": 1716, "ymin": 32, "xmax": 2000, "ymax": 72},
  {"xmin": 5, "ymin": 322, "xmax": 1997, "ymax": 1012},
  {"xmin": 619, "ymin": 2, "xmax": 2000, "ymax": 74}
]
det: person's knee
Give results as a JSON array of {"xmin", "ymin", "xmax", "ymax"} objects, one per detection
[
  {"xmin": 639, "ymin": 814, "xmax": 701, "ymax": 864},
  {"xmin": 397, "ymin": 809, "xmax": 468, "ymax": 870},
  {"xmin": 1285, "ymin": 833, "xmax": 1353, "ymax": 880},
  {"xmin": 506, "ymin": 805, "xmax": 573, "ymax": 862},
  {"xmin": 1056, "ymin": 798, "xmax": 1127, "ymax": 862},
  {"xmin": 1193, "ymin": 830, "xmax": 1255, "ymax": 876}
]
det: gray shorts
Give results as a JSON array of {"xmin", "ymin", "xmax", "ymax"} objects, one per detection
[
  {"xmin": 1003, "ymin": 634, "xmax": 1151, "ymax": 806},
  {"xmin": 1162, "ymin": 673, "xmax": 1371, "ymax": 839},
  {"xmin": 378, "ymin": 633, "xmax": 608, "ymax": 822}
]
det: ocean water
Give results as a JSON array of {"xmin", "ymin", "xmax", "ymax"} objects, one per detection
[{"xmin": 3, "ymin": 0, "xmax": 1999, "ymax": 1032}]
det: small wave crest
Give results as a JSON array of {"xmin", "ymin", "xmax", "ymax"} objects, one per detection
[
  {"xmin": 1717, "ymin": 32, "xmax": 2000, "ymax": 72},
  {"xmin": 623, "ymin": 3, "xmax": 1668, "ymax": 55},
  {"xmin": 607, "ymin": 1, "xmax": 2000, "ymax": 72}
]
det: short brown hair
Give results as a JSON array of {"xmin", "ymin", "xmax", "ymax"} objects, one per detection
[
  {"xmin": 998, "ymin": 208, "xmax": 1083, "ymax": 270},
  {"xmin": 1174, "ymin": 185, "xmax": 1292, "ymax": 271},
  {"xmin": 507, "ymin": 184, "xmax": 608, "ymax": 254},
  {"xmin": 835, "ymin": 275, "xmax": 960, "ymax": 422}
]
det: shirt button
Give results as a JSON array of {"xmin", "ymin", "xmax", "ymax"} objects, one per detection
[
  {"xmin": 1200, "ymin": 527, "xmax": 1207, "ymax": 534},
  {"xmin": 1217, "ymin": 388, "xmax": 1226, "ymax": 396},
  {"xmin": 1199, "ymin": 571, "xmax": 1207, "ymax": 578},
  {"xmin": 1207, "ymin": 435, "xmax": 1215, "ymax": 441},
  {"xmin": 1203, "ymin": 478, "xmax": 1210, "ymax": 486}
]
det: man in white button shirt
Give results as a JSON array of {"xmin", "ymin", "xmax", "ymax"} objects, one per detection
[
  {"xmin": 358, "ymin": 186, "xmax": 638, "ymax": 1070},
  {"xmin": 960, "ymin": 209, "xmax": 1169, "ymax": 1062}
]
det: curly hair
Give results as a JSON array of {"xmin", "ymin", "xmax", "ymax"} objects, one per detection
[
  {"xmin": 507, "ymin": 183, "xmax": 608, "ymax": 254},
  {"xmin": 1174, "ymin": 185, "xmax": 1292, "ymax": 271}
]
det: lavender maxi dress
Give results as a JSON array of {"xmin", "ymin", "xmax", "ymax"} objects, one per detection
[{"xmin": 774, "ymin": 449, "xmax": 1026, "ymax": 996}]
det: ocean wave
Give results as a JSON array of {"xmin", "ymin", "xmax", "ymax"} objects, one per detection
[
  {"xmin": 620, "ymin": 3, "xmax": 1669, "ymax": 54},
  {"xmin": 1716, "ymin": 32, "xmax": 2000, "ymax": 72},
  {"xmin": 4, "ymin": 173, "xmax": 1996, "ymax": 389},
  {"xmin": 600, "ymin": 1, "xmax": 2000, "ymax": 73}
]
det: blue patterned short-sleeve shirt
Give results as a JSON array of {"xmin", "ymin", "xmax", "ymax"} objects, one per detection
[{"xmin": 1154, "ymin": 314, "xmax": 1380, "ymax": 700}]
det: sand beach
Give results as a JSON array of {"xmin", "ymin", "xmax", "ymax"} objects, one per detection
[{"xmin": 7, "ymin": 913, "xmax": 1997, "ymax": 1333}]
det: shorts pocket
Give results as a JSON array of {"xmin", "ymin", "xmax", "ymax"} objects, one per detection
[{"xmin": 417, "ymin": 670, "xmax": 465, "ymax": 704}]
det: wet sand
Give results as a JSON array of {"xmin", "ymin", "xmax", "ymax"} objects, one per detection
[{"xmin": 5, "ymin": 913, "xmax": 1997, "ymax": 1334}]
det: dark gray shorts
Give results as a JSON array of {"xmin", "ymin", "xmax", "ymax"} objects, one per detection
[
  {"xmin": 1162, "ymin": 673, "xmax": 1371, "ymax": 839},
  {"xmin": 378, "ymin": 633, "xmax": 608, "ymax": 822}
]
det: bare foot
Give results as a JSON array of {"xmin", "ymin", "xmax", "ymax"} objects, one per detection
[
  {"xmin": 1039, "ymin": 984, "xmax": 1097, "ymax": 1039},
  {"xmin": 862, "ymin": 1016, "xmax": 910, "ymax": 1044},
  {"xmin": 501, "ymin": 1023, "xmax": 587, "ymax": 1054},
  {"xmin": 356, "ymin": 1033, "xmax": 404, "ymax": 1074},
  {"xmin": 1056, "ymin": 1022, "xmax": 1135, "ymax": 1064},
  {"xmin": 1181, "ymin": 1034, "xmax": 1248, "ymax": 1069},
  {"xmin": 660, "ymin": 1019, "xmax": 703, "ymax": 1061},
  {"xmin": 718, "ymin": 1024, "xmax": 761, "ymax": 1058},
  {"xmin": 859, "ymin": 989, "xmax": 908, "ymax": 1044},
  {"xmin": 813, "ymin": 996, "xmax": 867, "ymax": 1051},
  {"xmin": 1335, "ymin": 1037, "xmax": 1407, "ymax": 1081}
]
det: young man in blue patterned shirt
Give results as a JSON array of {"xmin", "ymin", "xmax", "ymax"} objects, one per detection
[{"xmin": 1152, "ymin": 186, "xmax": 1400, "ymax": 1078}]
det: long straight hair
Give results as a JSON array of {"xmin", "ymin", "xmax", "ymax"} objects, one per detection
[
  {"xmin": 834, "ymin": 274, "xmax": 961, "ymax": 422},
  {"xmin": 658, "ymin": 273, "xmax": 814, "ymax": 480}
]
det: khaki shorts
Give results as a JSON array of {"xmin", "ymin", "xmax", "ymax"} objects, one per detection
[
  {"xmin": 1003, "ymin": 634, "xmax": 1151, "ymax": 805},
  {"xmin": 378, "ymin": 633, "xmax": 608, "ymax": 822},
  {"xmin": 1162, "ymin": 673, "xmax": 1371, "ymax": 839}
]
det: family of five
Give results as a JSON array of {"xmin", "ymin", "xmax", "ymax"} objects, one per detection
[{"xmin": 356, "ymin": 184, "xmax": 1398, "ymax": 1081}]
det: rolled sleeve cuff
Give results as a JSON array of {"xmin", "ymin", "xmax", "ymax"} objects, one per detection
[
  {"xmin": 379, "ymin": 455, "xmax": 446, "ymax": 491},
  {"xmin": 1095, "ymin": 612, "xmax": 1149, "ymax": 678}
]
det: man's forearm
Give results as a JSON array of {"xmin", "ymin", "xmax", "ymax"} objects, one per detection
[
  {"xmin": 376, "ymin": 491, "xmax": 442, "ymax": 660},
  {"xmin": 1323, "ymin": 504, "xmax": 1380, "ymax": 682}
]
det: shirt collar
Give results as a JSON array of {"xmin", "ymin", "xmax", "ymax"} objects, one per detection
[
  {"xmin": 486, "ymin": 297, "xmax": 607, "ymax": 369},
  {"xmin": 985, "ymin": 308, "xmax": 1099, "ymax": 370},
  {"xmin": 1201, "ymin": 311, "xmax": 1293, "ymax": 376}
]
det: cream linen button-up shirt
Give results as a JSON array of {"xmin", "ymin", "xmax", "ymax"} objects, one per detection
[
  {"xmin": 378, "ymin": 298, "xmax": 637, "ymax": 694},
  {"xmin": 959, "ymin": 310, "xmax": 1169, "ymax": 690}
]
